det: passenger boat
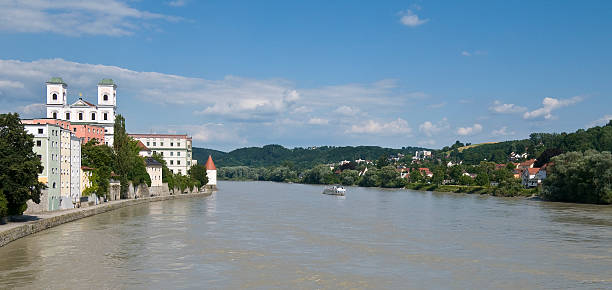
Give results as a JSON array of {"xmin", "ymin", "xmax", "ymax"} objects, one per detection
[{"xmin": 322, "ymin": 185, "xmax": 346, "ymax": 196}]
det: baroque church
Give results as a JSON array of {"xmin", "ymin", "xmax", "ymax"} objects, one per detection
[{"xmin": 45, "ymin": 77, "xmax": 117, "ymax": 146}]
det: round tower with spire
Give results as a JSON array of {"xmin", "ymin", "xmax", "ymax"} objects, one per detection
[{"xmin": 205, "ymin": 155, "xmax": 217, "ymax": 190}]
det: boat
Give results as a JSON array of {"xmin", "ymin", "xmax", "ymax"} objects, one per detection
[{"xmin": 322, "ymin": 185, "xmax": 346, "ymax": 196}]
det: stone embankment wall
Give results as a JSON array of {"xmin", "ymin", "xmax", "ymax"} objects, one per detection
[{"xmin": 0, "ymin": 189, "xmax": 213, "ymax": 248}]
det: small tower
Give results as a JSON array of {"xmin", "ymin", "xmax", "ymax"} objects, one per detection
[
  {"xmin": 46, "ymin": 77, "xmax": 67, "ymax": 119},
  {"xmin": 97, "ymin": 79, "xmax": 117, "ymax": 107},
  {"xmin": 205, "ymin": 155, "xmax": 217, "ymax": 190}
]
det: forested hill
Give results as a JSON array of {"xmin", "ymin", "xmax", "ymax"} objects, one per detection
[
  {"xmin": 193, "ymin": 145, "xmax": 428, "ymax": 169},
  {"xmin": 450, "ymin": 121, "xmax": 612, "ymax": 164}
]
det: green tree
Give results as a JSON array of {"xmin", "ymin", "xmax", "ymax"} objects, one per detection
[
  {"xmin": 359, "ymin": 168, "xmax": 380, "ymax": 187},
  {"xmin": 458, "ymin": 175, "xmax": 474, "ymax": 185},
  {"xmin": 474, "ymin": 173, "xmax": 490, "ymax": 186},
  {"xmin": 0, "ymin": 190, "xmax": 8, "ymax": 219},
  {"xmin": 376, "ymin": 155, "xmax": 390, "ymax": 169},
  {"xmin": 82, "ymin": 139, "xmax": 113, "ymax": 198},
  {"xmin": 113, "ymin": 114, "xmax": 131, "ymax": 196},
  {"xmin": 188, "ymin": 164, "xmax": 209, "ymax": 187},
  {"xmin": 409, "ymin": 170, "xmax": 422, "ymax": 183},
  {"xmin": 432, "ymin": 167, "xmax": 445, "ymax": 185},
  {"xmin": 340, "ymin": 170, "xmax": 359, "ymax": 185},
  {"xmin": 0, "ymin": 113, "xmax": 45, "ymax": 216},
  {"xmin": 541, "ymin": 150, "xmax": 612, "ymax": 204},
  {"xmin": 378, "ymin": 166, "xmax": 401, "ymax": 188}
]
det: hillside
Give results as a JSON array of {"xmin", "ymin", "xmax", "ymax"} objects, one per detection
[
  {"xmin": 448, "ymin": 121, "xmax": 612, "ymax": 164},
  {"xmin": 193, "ymin": 145, "xmax": 429, "ymax": 169}
]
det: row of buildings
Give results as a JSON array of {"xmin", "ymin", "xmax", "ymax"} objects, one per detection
[{"xmin": 23, "ymin": 78, "xmax": 213, "ymax": 212}]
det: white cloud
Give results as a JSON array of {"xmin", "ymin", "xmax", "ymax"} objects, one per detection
[
  {"xmin": 418, "ymin": 139, "xmax": 436, "ymax": 147},
  {"xmin": 292, "ymin": 106, "xmax": 312, "ymax": 114},
  {"xmin": 168, "ymin": 0, "xmax": 187, "ymax": 7},
  {"xmin": 0, "ymin": 80, "xmax": 24, "ymax": 89},
  {"xmin": 587, "ymin": 115, "xmax": 612, "ymax": 128},
  {"xmin": 461, "ymin": 51, "xmax": 471, "ymax": 57},
  {"xmin": 492, "ymin": 126, "xmax": 515, "ymax": 136},
  {"xmin": 17, "ymin": 103, "xmax": 45, "ymax": 117},
  {"xmin": 308, "ymin": 118, "xmax": 329, "ymax": 125},
  {"xmin": 427, "ymin": 102, "xmax": 446, "ymax": 109},
  {"xmin": 399, "ymin": 10, "xmax": 429, "ymax": 27},
  {"xmin": 155, "ymin": 123, "xmax": 246, "ymax": 145},
  {"xmin": 461, "ymin": 50, "xmax": 487, "ymax": 57},
  {"xmin": 457, "ymin": 123, "xmax": 483, "ymax": 136},
  {"xmin": 489, "ymin": 100, "xmax": 527, "ymax": 114},
  {"xmin": 347, "ymin": 118, "xmax": 412, "ymax": 135},
  {"xmin": 523, "ymin": 96, "xmax": 583, "ymax": 120},
  {"xmin": 334, "ymin": 105, "xmax": 360, "ymax": 116},
  {"xmin": 0, "ymin": 0, "xmax": 180, "ymax": 37},
  {"xmin": 419, "ymin": 118, "xmax": 449, "ymax": 137}
]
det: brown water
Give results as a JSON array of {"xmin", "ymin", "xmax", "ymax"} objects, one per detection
[{"xmin": 1, "ymin": 181, "xmax": 611, "ymax": 289}]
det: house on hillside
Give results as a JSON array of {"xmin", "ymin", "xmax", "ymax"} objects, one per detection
[
  {"xmin": 522, "ymin": 167, "xmax": 544, "ymax": 188},
  {"xmin": 518, "ymin": 159, "xmax": 536, "ymax": 170}
]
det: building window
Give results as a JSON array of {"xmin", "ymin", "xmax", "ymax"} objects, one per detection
[
  {"xmin": 73, "ymin": 128, "xmax": 77, "ymax": 132},
  {"xmin": 38, "ymin": 128, "xmax": 43, "ymax": 134},
  {"xmin": 177, "ymin": 152, "xmax": 180, "ymax": 156},
  {"xmin": 52, "ymin": 93, "xmax": 57, "ymax": 100},
  {"xmin": 170, "ymin": 142, "xmax": 174, "ymax": 147},
  {"xmin": 160, "ymin": 142, "xmax": 164, "ymax": 146},
  {"xmin": 53, "ymin": 112, "xmax": 57, "ymax": 119},
  {"xmin": 103, "ymin": 94, "xmax": 108, "ymax": 101},
  {"xmin": 146, "ymin": 142, "xmax": 150, "ymax": 146},
  {"xmin": 170, "ymin": 160, "xmax": 173, "ymax": 165},
  {"xmin": 103, "ymin": 113, "xmax": 108, "ymax": 120},
  {"xmin": 91, "ymin": 113, "xmax": 95, "ymax": 120},
  {"xmin": 52, "ymin": 182, "xmax": 56, "ymax": 188},
  {"xmin": 170, "ymin": 152, "xmax": 174, "ymax": 156},
  {"xmin": 153, "ymin": 142, "xmax": 156, "ymax": 146},
  {"xmin": 178, "ymin": 169, "xmax": 182, "ymax": 174},
  {"xmin": 177, "ymin": 160, "xmax": 181, "ymax": 165},
  {"xmin": 66, "ymin": 112, "xmax": 70, "ymax": 120},
  {"xmin": 37, "ymin": 154, "xmax": 42, "ymax": 160},
  {"xmin": 79, "ymin": 113, "xmax": 83, "ymax": 120},
  {"xmin": 36, "ymin": 140, "xmax": 41, "ymax": 147}
]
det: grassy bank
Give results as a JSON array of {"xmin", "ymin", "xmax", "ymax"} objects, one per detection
[{"xmin": 405, "ymin": 183, "xmax": 537, "ymax": 197}]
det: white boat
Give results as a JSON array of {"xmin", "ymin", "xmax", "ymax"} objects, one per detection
[{"xmin": 323, "ymin": 185, "xmax": 346, "ymax": 196}]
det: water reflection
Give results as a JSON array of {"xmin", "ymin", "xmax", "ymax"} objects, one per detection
[{"xmin": 1, "ymin": 181, "xmax": 611, "ymax": 289}]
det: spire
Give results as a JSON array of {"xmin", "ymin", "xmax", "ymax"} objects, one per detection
[{"xmin": 205, "ymin": 155, "xmax": 216, "ymax": 170}]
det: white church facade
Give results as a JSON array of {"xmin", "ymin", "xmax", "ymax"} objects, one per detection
[{"xmin": 45, "ymin": 77, "xmax": 117, "ymax": 146}]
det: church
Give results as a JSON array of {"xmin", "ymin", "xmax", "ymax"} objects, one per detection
[{"xmin": 45, "ymin": 77, "xmax": 117, "ymax": 146}]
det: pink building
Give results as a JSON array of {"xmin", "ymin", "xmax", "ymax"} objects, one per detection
[{"xmin": 22, "ymin": 118, "xmax": 105, "ymax": 145}]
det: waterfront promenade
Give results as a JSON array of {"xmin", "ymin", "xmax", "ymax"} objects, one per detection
[{"xmin": 0, "ymin": 190, "xmax": 213, "ymax": 248}]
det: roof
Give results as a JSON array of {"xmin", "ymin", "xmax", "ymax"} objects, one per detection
[
  {"xmin": 129, "ymin": 133, "xmax": 190, "ymax": 139},
  {"xmin": 520, "ymin": 159, "xmax": 536, "ymax": 166},
  {"xmin": 145, "ymin": 157, "xmax": 162, "ymax": 167},
  {"xmin": 71, "ymin": 98, "xmax": 96, "ymax": 107},
  {"xmin": 46, "ymin": 77, "xmax": 66, "ymax": 85},
  {"xmin": 98, "ymin": 78, "xmax": 116, "ymax": 86},
  {"xmin": 136, "ymin": 140, "xmax": 151, "ymax": 151},
  {"xmin": 526, "ymin": 168, "xmax": 540, "ymax": 175},
  {"xmin": 205, "ymin": 155, "xmax": 216, "ymax": 170}
]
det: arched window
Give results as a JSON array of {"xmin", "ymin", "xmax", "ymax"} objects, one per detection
[
  {"xmin": 103, "ymin": 94, "xmax": 108, "ymax": 101},
  {"xmin": 52, "ymin": 112, "xmax": 57, "ymax": 119},
  {"xmin": 52, "ymin": 93, "xmax": 57, "ymax": 100},
  {"xmin": 91, "ymin": 112, "xmax": 96, "ymax": 120}
]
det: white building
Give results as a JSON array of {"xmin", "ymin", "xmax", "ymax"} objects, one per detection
[
  {"xmin": 70, "ymin": 135, "xmax": 81, "ymax": 204},
  {"xmin": 45, "ymin": 77, "xmax": 117, "ymax": 146},
  {"xmin": 204, "ymin": 155, "xmax": 217, "ymax": 188},
  {"xmin": 413, "ymin": 150, "xmax": 432, "ymax": 160},
  {"xmin": 129, "ymin": 133, "xmax": 197, "ymax": 175},
  {"xmin": 145, "ymin": 157, "xmax": 163, "ymax": 187}
]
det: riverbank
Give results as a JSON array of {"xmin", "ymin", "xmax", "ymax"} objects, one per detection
[{"xmin": 0, "ymin": 190, "xmax": 214, "ymax": 248}]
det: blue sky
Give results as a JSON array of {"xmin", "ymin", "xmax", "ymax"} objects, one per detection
[{"xmin": 1, "ymin": 0, "xmax": 611, "ymax": 151}]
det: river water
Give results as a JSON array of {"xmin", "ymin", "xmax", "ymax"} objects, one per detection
[{"xmin": 1, "ymin": 181, "xmax": 611, "ymax": 289}]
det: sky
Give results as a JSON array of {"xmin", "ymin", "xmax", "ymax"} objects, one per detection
[{"xmin": 0, "ymin": 0, "xmax": 611, "ymax": 151}]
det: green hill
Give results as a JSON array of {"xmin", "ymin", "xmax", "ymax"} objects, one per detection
[{"xmin": 193, "ymin": 145, "xmax": 429, "ymax": 169}]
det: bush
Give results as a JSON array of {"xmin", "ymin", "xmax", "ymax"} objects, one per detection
[{"xmin": 0, "ymin": 190, "xmax": 8, "ymax": 218}]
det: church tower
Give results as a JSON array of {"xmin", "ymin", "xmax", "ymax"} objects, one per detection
[
  {"xmin": 205, "ymin": 155, "xmax": 217, "ymax": 190},
  {"xmin": 46, "ymin": 77, "xmax": 67, "ymax": 119},
  {"xmin": 97, "ymin": 79, "xmax": 117, "ymax": 107}
]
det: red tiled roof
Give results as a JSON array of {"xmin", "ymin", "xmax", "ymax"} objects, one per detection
[
  {"xmin": 136, "ymin": 140, "xmax": 150, "ymax": 151},
  {"xmin": 129, "ymin": 133, "xmax": 190, "ymax": 139},
  {"xmin": 526, "ymin": 168, "xmax": 540, "ymax": 175},
  {"xmin": 205, "ymin": 155, "xmax": 216, "ymax": 170},
  {"xmin": 520, "ymin": 159, "xmax": 536, "ymax": 166}
]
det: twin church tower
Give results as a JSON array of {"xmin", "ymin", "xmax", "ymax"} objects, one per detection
[{"xmin": 45, "ymin": 77, "xmax": 117, "ymax": 146}]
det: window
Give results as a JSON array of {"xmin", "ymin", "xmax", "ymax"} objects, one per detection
[
  {"xmin": 66, "ymin": 112, "xmax": 70, "ymax": 120},
  {"xmin": 79, "ymin": 113, "xmax": 83, "ymax": 120},
  {"xmin": 103, "ymin": 94, "xmax": 108, "ymax": 101},
  {"xmin": 146, "ymin": 142, "xmax": 150, "ymax": 146},
  {"xmin": 52, "ymin": 182, "xmax": 56, "ymax": 188},
  {"xmin": 170, "ymin": 142, "xmax": 174, "ymax": 147},
  {"xmin": 177, "ymin": 160, "xmax": 181, "ymax": 165},
  {"xmin": 37, "ymin": 154, "xmax": 42, "ymax": 160},
  {"xmin": 52, "ymin": 93, "xmax": 57, "ymax": 100},
  {"xmin": 73, "ymin": 128, "xmax": 76, "ymax": 132},
  {"xmin": 178, "ymin": 170, "xmax": 182, "ymax": 174},
  {"xmin": 161, "ymin": 142, "xmax": 164, "ymax": 146},
  {"xmin": 177, "ymin": 152, "xmax": 180, "ymax": 156},
  {"xmin": 103, "ymin": 113, "xmax": 108, "ymax": 120},
  {"xmin": 153, "ymin": 142, "xmax": 156, "ymax": 146},
  {"xmin": 170, "ymin": 160, "xmax": 174, "ymax": 165},
  {"xmin": 53, "ymin": 112, "xmax": 57, "ymax": 119},
  {"xmin": 36, "ymin": 140, "xmax": 41, "ymax": 147},
  {"xmin": 91, "ymin": 113, "xmax": 96, "ymax": 120},
  {"xmin": 160, "ymin": 152, "xmax": 163, "ymax": 156},
  {"xmin": 170, "ymin": 152, "xmax": 174, "ymax": 156},
  {"xmin": 38, "ymin": 128, "xmax": 43, "ymax": 134}
]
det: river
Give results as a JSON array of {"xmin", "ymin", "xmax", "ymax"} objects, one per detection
[{"xmin": 1, "ymin": 181, "xmax": 611, "ymax": 289}]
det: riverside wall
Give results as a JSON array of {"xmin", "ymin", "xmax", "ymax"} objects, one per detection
[{"xmin": 0, "ymin": 189, "xmax": 213, "ymax": 248}]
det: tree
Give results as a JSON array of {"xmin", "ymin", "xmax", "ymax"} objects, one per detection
[
  {"xmin": 340, "ymin": 170, "xmax": 359, "ymax": 185},
  {"xmin": 541, "ymin": 150, "xmax": 612, "ymax": 204},
  {"xmin": 376, "ymin": 155, "xmax": 390, "ymax": 169},
  {"xmin": 81, "ymin": 139, "xmax": 113, "ymax": 198},
  {"xmin": 0, "ymin": 113, "xmax": 45, "ymax": 216},
  {"xmin": 475, "ymin": 173, "xmax": 490, "ymax": 186},
  {"xmin": 358, "ymin": 168, "xmax": 379, "ymax": 187},
  {"xmin": 0, "ymin": 190, "xmax": 8, "ymax": 219},
  {"xmin": 113, "ymin": 114, "xmax": 131, "ymax": 196},
  {"xmin": 432, "ymin": 167, "xmax": 445, "ymax": 185},
  {"xmin": 534, "ymin": 148, "xmax": 564, "ymax": 168},
  {"xmin": 458, "ymin": 175, "xmax": 474, "ymax": 185},
  {"xmin": 188, "ymin": 164, "xmax": 209, "ymax": 187},
  {"xmin": 378, "ymin": 166, "xmax": 401, "ymax": 188},
  {"xmin": 409, "ymin": 170, "xmax": 422, "ymax": 183}
]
